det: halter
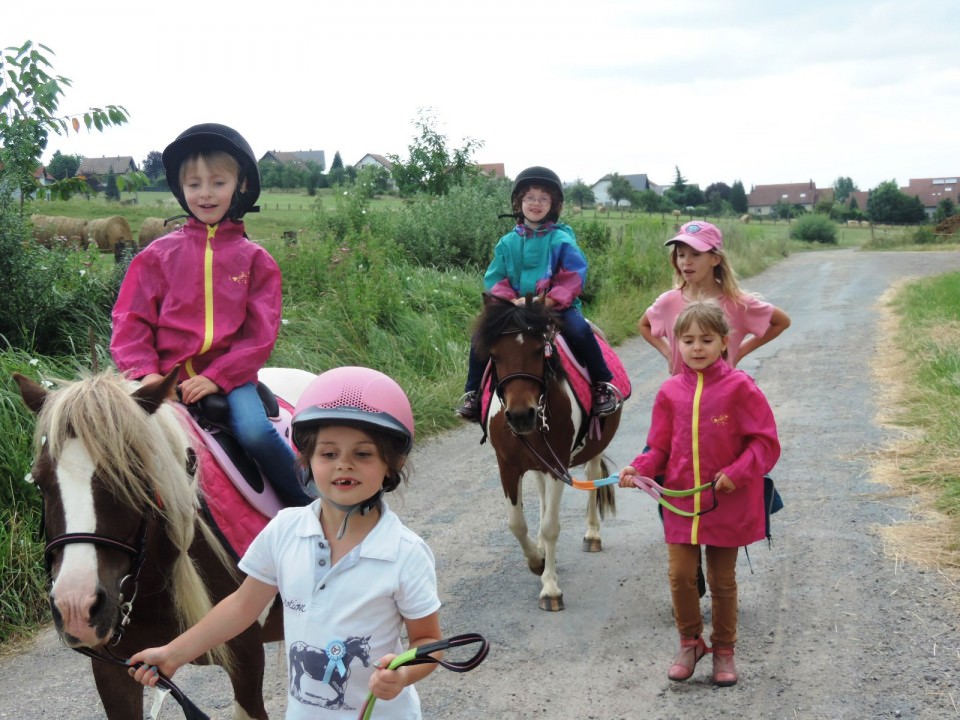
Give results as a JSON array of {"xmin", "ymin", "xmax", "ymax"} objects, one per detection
[
  {"xmin": 491, "ymin": 321, "xmax": 580, "ymax": 486},
  {"xmin": 43, "ymin": 515, "xmax": 150, "ymax": 645}
]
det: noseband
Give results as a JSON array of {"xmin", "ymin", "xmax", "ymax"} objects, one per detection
[
  {"xmin": 491, "ymin": 323, "xmax": 577, "ymax": 485},
  {"xmin": 44, "ymin": 515, "xmax": 149, "ymax": 645}
]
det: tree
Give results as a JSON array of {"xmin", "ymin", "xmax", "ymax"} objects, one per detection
[
  {"xmin": 729, "ymin": 180, "xmax": 748, "ymax": 214},
  {"xmin": 142, "ymin": 150, "xmax": 164, "ymax": 181},
  {"xmin": 606, "ymin": 173, "xmax": 634, "ymax": 208},
  {"xmin": 104, "ymin": 168, "xmax": 120, "ymax": 200},
  {"xmin": 866, "ymin": 180, "xmax": 926, "ymax": 224},
  {"xmin": 833, "ymin": 176, "xmax": 858, "ymax": 203},
  {"xmin": 387, "ymin": 108, "xmax": 484, "ymax": 196},
  {"xmin": 0, "ymin": 41, "xmax": 129, "ymax": 210},
  {"xmin": 565, "ymin": 179, "xmax": 594, "ymax": 209},
  {"xmin": 46, "ymin": 149, "xmax": 81, "ymax": 180},
  {"xmin": 934, "ymin": 198, "xmax": 956, "ymax": 223},
  {"xmin": 671, "ymin": 166, "xmax": 687, "ymax": 192}
]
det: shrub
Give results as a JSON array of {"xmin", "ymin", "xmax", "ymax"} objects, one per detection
[
  {"xmin": 789, "ymin": 214, "xmax": 838, "ymax": 244},
  {"xmin": 391, "ymin": 178, "xmax": 511, "ymax": 269}
]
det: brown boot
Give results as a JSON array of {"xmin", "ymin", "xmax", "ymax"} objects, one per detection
[
  {"xmin": 712, "ymin": 644, "xmax": 738, "ymax": 686},
  {"xmin": 667, "ymin": 635, "xmax": 709, "ymax": 681}
]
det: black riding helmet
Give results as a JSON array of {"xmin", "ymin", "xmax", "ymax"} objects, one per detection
[
  {"xmin": 511, "ymin": 166, "xmax": 564, "ymax": 223},
  {"xmin": 162, "ymin": 123, "xmax": 261, "ymax": 222}
]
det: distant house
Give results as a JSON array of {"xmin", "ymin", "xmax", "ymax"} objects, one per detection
[
  {"xmin": 259, "ymin": 150, "xmax": 327, "ymax": 171},
  {"xmin": 846, "ymin": 190, "xmax": 870, "ymax": 213},
  {"xmin": 77, "ymin": 156, "xmax": 138, "ymax": 178},
  {"xmin": 354, "ymin": 153, "xmax": 393, "ymax": 174},
  {"xmin": 747, "ymin": 181, "xmax": 825, "ymax": 216},
  {"xmin": 0, "ymin": 163, "xmax": 55, "ymax": 199},
  {"xmin": 591, "ymin": 174, "xmax": 663, "ymax": 206},
  {"xmin": 900, "ymin": 177, "xmax": 959, "ymax": 218},
  {"xmin": 477, "ymin": 162, "xmax": 506, "ymax": 179}
]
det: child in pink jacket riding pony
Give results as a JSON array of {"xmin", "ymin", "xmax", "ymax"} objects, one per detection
[{"xmin": 111, "ymin": 123, "xmax": 311, "ymax": 507}]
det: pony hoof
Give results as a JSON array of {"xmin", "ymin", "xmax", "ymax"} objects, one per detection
[
  {"xmin": 539, "ymin": 594, "xmax": 564, "ymax": 612},
  {"xmin": 582, "ymin": 537, "xmax": 602, "ymax": 553}
]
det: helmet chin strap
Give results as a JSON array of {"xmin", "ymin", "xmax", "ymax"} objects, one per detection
[{"xmin": 321, "ymin": 489, "xmax": 384, "ymax": 539}]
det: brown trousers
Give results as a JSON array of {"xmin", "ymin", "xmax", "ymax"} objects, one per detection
[{"xmin": 668, "ymin": 543, "xmax": 739, "ymax": 647}]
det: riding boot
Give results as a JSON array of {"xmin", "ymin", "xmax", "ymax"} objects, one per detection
[
  {"xmin": 712, "ymin": 644, "xmax": 738, "ymax": 687},
  {"xmin": 668, "ymin": 635, "xmax": 709, "ymax": 681}
]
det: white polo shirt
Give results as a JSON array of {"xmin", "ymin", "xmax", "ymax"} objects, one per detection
[{"xmin": 240, "ymin": 499, "xmax": 441, "ymax": 720}]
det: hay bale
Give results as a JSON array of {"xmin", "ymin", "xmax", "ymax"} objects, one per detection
[
  {"xmin": 30, "ymin": 215, "xmax": 89, "ymax": 248},
  {"xmin": 138, "ymin": 217, "xmax": 183, "ymax": 247},
  {"xmin": 86, "ymin": 216, "xmax": 133, "ymax": 252},
  {"xmin": 740, "ymin": 214, "xmax": 751, "ymax": 223}
]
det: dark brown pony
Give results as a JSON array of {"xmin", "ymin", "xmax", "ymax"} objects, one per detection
[
  {"xmin": 475, "ymin": 294, "xmax": 621, "ymax": 611},
  {"xmin": 13, "ymin": 368, "xmax": 298, "ymax": 720}
]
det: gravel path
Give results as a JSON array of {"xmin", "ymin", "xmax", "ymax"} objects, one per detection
[{"xmin": 3, "ymin": 247, "xmax": 960, "ymax": 719}]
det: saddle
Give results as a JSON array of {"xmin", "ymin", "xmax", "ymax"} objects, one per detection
[{"xmin": 177, "ymin": 382, "xmax": 294, "ymax": 558}]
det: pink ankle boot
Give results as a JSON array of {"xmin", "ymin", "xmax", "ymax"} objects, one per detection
[
  {"xmin": 712, "ymin": 644, "xmax": 738, "ymax": 686},
  {"xmin": 668, "ymin": 635, "xmax": 709, "ymax": 681}
]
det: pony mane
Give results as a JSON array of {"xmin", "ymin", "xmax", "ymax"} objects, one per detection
[
  {"xmin": 36, "ymin": 370, "xmax": 233, "ymax": 662},
  {"xmin": 474, "ymin": 295, "xmax": 560, "ymax": 357}
]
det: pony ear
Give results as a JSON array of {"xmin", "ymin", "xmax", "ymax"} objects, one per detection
[
  {"xmin": 133, "ymin": 367, "xmax": 179, "ymax": 414},
  {"xmin": 13, "ymin": 373, "xmax": 48, "ymax": 414}
]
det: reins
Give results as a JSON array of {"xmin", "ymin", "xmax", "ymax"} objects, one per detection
[
  {"xmin": 571, "ymin": 474, "xmax": 719, "ymax": 517},
  {"xmin": 73, "ymin": 646, "xmax": 210, "ymax": 720},
  {"xmin": 358, "ymin": 633, "xmax": 490, "ymax": 720}
]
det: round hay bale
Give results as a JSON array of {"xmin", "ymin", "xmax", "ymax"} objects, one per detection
[
  {"xmin": 740, "ymin": 214, "xmax": 751, "ymax": 223},
  {"xmin": 138, "ymin": 217, "xmax": 183, "ymax": 247},
  {"xmin": 30, "ymin": 215, "xmax": 89, "ymax": 248},
  {"xmin": 87, "ymin": 216, "xmax": 133, "ymax": 252}
]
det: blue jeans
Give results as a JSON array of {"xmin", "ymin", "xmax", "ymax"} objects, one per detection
[{"xmin": 227, "ymin": 382, "xmax": 311, "ymax": 506}]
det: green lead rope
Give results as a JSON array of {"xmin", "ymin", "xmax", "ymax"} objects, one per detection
[{"xmin": 358, "ymin": 633, "xmax": 489, "ymax": 720}]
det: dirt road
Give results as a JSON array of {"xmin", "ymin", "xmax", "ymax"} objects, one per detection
[{"xmin": 3, "ymin": 248, "xmax": 960, "ymax": 719}]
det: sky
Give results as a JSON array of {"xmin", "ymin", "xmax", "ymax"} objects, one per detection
[{"xmin": 7, "ymin": 0, "xmax": 959, "ymax": 192}]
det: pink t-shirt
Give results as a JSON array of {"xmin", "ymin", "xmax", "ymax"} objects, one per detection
[{"xmin": 645, "ymin": 288, "xmax": 774, "ymax": 374}]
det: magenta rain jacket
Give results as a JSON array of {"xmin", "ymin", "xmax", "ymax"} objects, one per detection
[
  {"xmin": 110, "ymin": 218, "xmax": 282, "ymax": 393},
  {"xmin": 630, "ymin": 358, "xmax": 780, "ymax": 547}
]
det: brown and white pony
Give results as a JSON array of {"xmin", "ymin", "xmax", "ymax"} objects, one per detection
[
  {"xmin": 474, "ymin": 294, "xmax": 623, "ymax": 611},
  {"xmin": 14, "ymin": 368, "xmax": 311, "ymax": 719}
]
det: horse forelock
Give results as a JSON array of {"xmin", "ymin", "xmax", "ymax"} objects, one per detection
[
  {"xmin": 476, "ymin": 299, "xmax": 554, "ymax": 356},
  {"xmin": 37, "ymin": 372, "xmax": 200, "ymax": 550}
]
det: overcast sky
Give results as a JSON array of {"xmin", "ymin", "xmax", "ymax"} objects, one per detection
[{"xmin": 8, "ymin": 0, "xmax": 958, "ymax": 191}]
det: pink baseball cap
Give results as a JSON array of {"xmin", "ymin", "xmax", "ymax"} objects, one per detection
[{"xmin": 665, "ymin": 221, "xmax": 723, "ymax": 252}]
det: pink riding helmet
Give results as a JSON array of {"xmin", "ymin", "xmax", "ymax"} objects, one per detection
[{"xmin": 291, "ymin": 366, "xmax": 414, "ymax": 455}]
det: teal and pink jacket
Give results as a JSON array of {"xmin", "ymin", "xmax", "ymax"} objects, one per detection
[
  {"xmin": 484, "ymin": 222, "xmax": 586, "ymax": 310},
  {"xmin": 630, "ymin": 358, "xmax": 780, "ymax": 547},
  {"xmin": 110, "ymin": 218, "xmax": 282, "ymax": 393}
]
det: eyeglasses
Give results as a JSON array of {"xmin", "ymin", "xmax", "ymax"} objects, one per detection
[{"xmin": 522, "ymin": 195, "xmax": 551, "ymax": 206}]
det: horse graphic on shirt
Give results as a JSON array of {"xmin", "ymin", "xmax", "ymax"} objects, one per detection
[{"xmin": 288, "ymin": 636, "xmax": 372, "ymax": 710}]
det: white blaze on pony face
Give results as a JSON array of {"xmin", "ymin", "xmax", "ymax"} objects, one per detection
[{"xmin": 49, "ymin": 437, "xmax": 101, "ymax": 641}]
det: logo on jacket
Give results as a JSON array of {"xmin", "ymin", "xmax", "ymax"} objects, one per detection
[
  {"xmin": 231, "ymin": 271, "xmax": 250, "ymax": 285},
  {"xmin": 711, "ymin": 414, "xmax": 729, "ymax": 426}
]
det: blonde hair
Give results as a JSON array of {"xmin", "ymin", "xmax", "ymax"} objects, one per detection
[
  {"xmin": 670, "ymin": 244, "xmax": 745, "ymax": 300},
  {"xmin": 674, "ymin": 300, "xmax": 730, "ymax": 338},
  {"xmin": 179, "ymin": 149, "xmax": 240, "ymax": 185}
]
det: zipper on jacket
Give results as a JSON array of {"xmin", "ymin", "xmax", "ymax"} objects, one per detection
[
  {"xmin": 185, "ymin": 224, "xmax": 218, "ymax": 377},
  {"xmin": 690, "ymin": 371, "xmax": 704, "ymax": 544}
]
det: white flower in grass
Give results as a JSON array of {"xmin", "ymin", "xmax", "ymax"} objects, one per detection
[
  {"xmin": 29, "ymin": 358, "xmax": 39, "ymax": 366},
  {"xmin": 281, "ymin": 318, "xmax": 290, "ymax": 325}
]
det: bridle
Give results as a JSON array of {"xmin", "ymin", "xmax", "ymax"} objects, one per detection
[
  {"xmin": 43, "ymin": 515, "xmax": 150, "ymax": 646},
  {"xmin": 492, "ymin": 322, "xmax": 578, "ymax": 486},
  {"xmin": 44, "ymin": 506, "xmax": 209, "ymax": 719}
]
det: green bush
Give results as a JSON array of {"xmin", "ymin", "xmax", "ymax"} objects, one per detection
[
  {"xmin": 789, "ymin": 214, "xmax": 838, "ymax": 244},
  {"xmin": 391, "ymin": 178, "xmax": 511, "ymax": 269},
  {"xmin": 0, "ymin": 194, "xmax": 119, "ymax": 356}
]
